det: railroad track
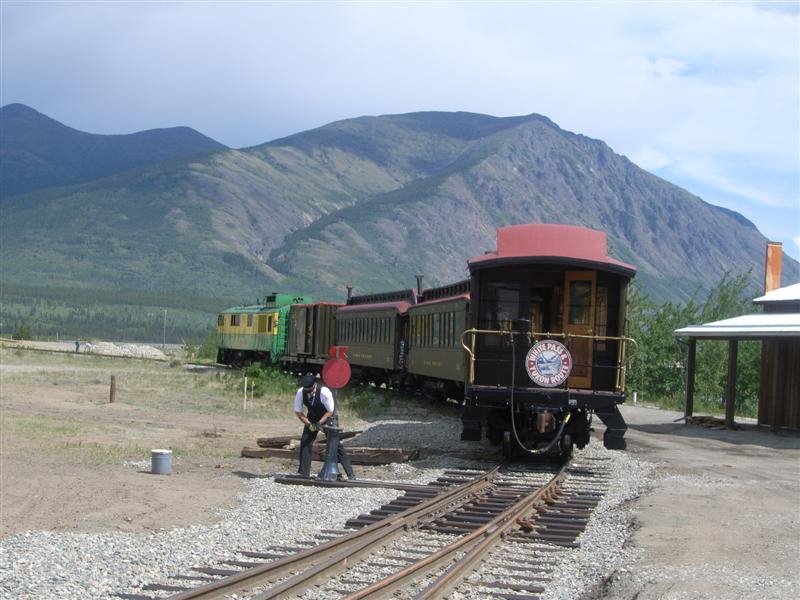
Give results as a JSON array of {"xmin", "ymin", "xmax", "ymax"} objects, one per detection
[{"xmin": 120, "ymin": 456, "xmax": 611, "ymax": 600}]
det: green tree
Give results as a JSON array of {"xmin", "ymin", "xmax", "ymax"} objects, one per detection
[
  {"xmin": 628, "ymin": 272, "xmax": 761, "ymax": 416},
  {"xmin": 12, "ymin": 321, "xmax": 33, "ymax": 340},
  {"xmin": 196, "ymin": 328, "xmax": 220, "ymax": 361}
]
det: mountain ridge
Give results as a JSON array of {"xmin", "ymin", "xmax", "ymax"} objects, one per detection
[
  {"xmin": 1, "ymin": 106, "xmax": 795, "ymax": 307},
  {"xmin": 0, "ymin": 103, "xmax": 228, "ymax": 200}
]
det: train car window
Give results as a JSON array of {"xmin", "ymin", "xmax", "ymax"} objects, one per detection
[
  {"xmin": 432, "ymin": 314, "xmax": 440, "ymax": 346},
  {"xmin": 529, "ymin": 287, "xmax": 549, "ymax": 334},
  {"xmin": 231, "ymin": 314, "xmax": 240, "ymax": 327},
  {"xmin": 448, "ymin": 312, "xmax": 454, "ymax": 347},
  {"xmin": 247, "ymin": 314, "xmax": 253, "ymax": 327},
  {"xmin": 479, "ymin": 282, "xmax": 520, "ymax": 347},
  {"xmin": 218, "ymin": 315, "xmax": 224, "ymax": 326},
  {"xmin": 425, "ymin": 314, "xmax": 431, "ymax": 347},
  {"xmin": 568, "ymin": 282, "xmax": 593, "ymax": 325},
  {"xmin": 595, "ymin": 287, "xmax": 609, "ymax": 349}
]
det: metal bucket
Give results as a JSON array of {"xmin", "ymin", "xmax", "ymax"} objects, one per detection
[{"xmin": 151, "ymin": 449, "xmax": 172, "ymax": 475}]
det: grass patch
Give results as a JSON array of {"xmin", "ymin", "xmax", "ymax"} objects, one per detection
[
  {"xmin": 3, "ymin": 415, "xmax": 83, "ymax": 437},
  {"xmin": 58, "ymin": 440, "xmax": 155, "ymax": 464}
]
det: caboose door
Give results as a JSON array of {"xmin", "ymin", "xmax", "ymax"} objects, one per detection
[{"xmin": 563, "ymin": 271, "xmax": 596, "ymax": 388}]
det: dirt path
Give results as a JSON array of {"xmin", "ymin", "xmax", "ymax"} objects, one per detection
[
  {"xmin": 0, "ymin": 347, "xmax": 298, "ymax": 536},
  {"xmin": 598, "ymin": 404, "xmax": 800, "ymax": 598}
]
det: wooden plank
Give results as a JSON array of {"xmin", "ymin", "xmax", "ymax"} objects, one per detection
[
  {"xmin": 256, "ymin": 431, "xmax": 362, "ymax": 448},
  {"xmin": 242, "ymin": 445, "xmax": 419, "ymax": 464}
]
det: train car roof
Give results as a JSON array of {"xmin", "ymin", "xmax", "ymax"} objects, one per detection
[
  {"xmin": 292, "ymin": 301, "xmax": 344, "ymax": 308},
  {"xmin": 220, "ymin": 304, "xmax": 266, "ymax": 314},
  {"xmin": 337, "ymin": 300, "xmax": 412, "ymax": 315},
  {"xmin": 468, "ymin": 223, "xmax": 636, "ymax": 277},
  {"xmin": 410, "ymin": 293, "xmax": 470, "ymax": 309}
]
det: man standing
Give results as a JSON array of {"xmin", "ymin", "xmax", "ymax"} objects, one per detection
[{"xmin": 294, "ymin": 373, "xmax": 355, "ymax": 479}]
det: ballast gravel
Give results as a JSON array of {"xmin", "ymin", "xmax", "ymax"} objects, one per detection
[
  {"xmin": 0, "ymin": 420, "xmax": 654, "ymax": 600},
  {"xmin": 13, "ymin": 413, "xmax": 786, "ymax": 600}
]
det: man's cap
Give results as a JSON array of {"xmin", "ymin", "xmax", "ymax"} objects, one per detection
[{"xmin": 300, "ymin": 373, "xmax": 316, "ymax": 388}]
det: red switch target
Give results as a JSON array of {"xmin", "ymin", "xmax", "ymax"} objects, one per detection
[{"xmin": 322, "ymin": 357, "xmax": 351, "ymax": 389}]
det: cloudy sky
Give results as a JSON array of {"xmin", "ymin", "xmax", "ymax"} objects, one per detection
[{"xmin": 2, "ymin": 1, "xmax": 798, "ymax": 260}]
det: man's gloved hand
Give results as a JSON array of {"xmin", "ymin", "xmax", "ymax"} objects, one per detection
[{"xmin": 307, "ymin": 423, "xmax": 318, "ymax": 433}]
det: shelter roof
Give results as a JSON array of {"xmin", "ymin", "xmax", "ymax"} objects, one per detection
[
  {"xmin": 753, "ymin": 282, "xmax": 800, "ymax": 304},
  {"xmin": 674, "ymin": 313, "xmax": 800, "ymax": 339}
]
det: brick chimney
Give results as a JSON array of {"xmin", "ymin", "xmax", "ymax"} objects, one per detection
[{"xmin": 764, "ymin": 242, "xmax": 782, "ymax": 293}]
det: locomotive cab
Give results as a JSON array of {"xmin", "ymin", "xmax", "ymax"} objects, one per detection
[{"xmin": 460, "ymin": 224, "xmax": 636, "ymax": 455}]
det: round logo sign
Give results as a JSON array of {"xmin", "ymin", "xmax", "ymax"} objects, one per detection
[{"xmin": 525, "ymin": 340, "xmax": 573, "ymax": 387}]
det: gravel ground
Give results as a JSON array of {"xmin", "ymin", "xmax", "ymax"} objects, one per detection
[
  {"xmin": 0, "ymin": 414, "xmax": 651, "ymax": 600},
  {"xmin": 2, "ymin": 405, "xmax": 797, "ymax": 599}
]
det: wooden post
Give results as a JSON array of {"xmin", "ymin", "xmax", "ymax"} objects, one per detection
[
  {"xmin": 110, "ymin": 375, "xmax": 116, "ymax": 403},
  {"xmin": 725, "ymin": 339, "xmax": 738, "ymax": 428},
  {"xmin": 684, "ymin": 338, "xmax": 696, "ymax": 420}
]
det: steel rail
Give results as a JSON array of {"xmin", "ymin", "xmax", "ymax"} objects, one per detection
[
  {"xmin": 344, "ymin": 462, "xmax": 569, "ymax": 600},
  {"xmin": 167, "ymin": 467, "xmax": 499, "ymax": 600}
]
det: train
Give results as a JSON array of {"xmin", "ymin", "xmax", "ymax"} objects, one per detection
[{"xmin": 215, "ymin": 223, "xmax": 637, "ymax": 455}]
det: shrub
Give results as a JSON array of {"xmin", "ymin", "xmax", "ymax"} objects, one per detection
[{"xmin": 12, "ymin": 321, "xmax": 32, "ymax": 340}]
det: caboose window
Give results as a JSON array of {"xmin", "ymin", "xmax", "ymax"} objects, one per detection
[
  {"xmin": 218, "ymin": 315, "xmax": 224, "ymax": 326},
  {"xmin": 567, "ymin": 281, "xmax": 592, "ymax": 325},
  {"xmin": 247, "ymin": 314, "xmax": 253, "ymax": 327},
  {"xmin": 481, "ymin": 282, "xmax": 520, "ymax": 330},
  {"xmin": 230, "ymin": 314, "xmax": 240, "ymax": 326}
]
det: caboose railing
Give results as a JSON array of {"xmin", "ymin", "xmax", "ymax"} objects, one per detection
[{"xmin": 460, "ymin": 329, "xmax": 638, "ymax": 392}]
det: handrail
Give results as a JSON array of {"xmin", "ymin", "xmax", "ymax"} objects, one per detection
[{"xmin": 460, "ymin": 328, "xmax": 637, "ymax": 391}]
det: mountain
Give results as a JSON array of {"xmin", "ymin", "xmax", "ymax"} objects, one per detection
[
  {"xmin": 1, "ymin": 109, "xmax": 797, "ymax": 308},
  {"xmin": 0, "ymin": 103, "xmax": 227, "ymax": 200}
]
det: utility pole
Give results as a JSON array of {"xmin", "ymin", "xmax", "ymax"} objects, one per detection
[{"xmin": 162, "ymin": 309, "xmax": 167, "ymax": 350}]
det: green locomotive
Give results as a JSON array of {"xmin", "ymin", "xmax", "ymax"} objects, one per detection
[{"xmin": 216, "ymin": 293, "xmax": 311, "ymax": 366}]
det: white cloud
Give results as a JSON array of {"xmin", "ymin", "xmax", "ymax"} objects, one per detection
[{"xmin": 1, "ymin": 1, "xmax": 797, "ymax": 251}]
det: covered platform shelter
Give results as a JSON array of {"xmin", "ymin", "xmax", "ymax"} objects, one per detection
[{"xmin": 673, "ymin": 283, "xmax": 800, "ymax": 431}]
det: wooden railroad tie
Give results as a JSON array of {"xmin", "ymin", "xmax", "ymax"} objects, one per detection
[{"xmin": 243, "ymin": 433, "xmax": 419, "ymax": 464}]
